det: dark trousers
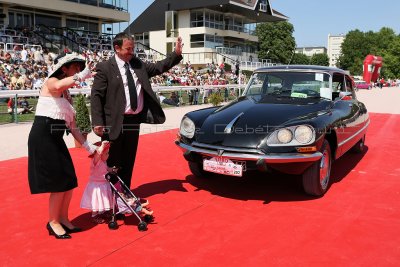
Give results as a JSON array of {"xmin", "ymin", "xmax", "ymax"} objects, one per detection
[
  {"xmin": 107, "ymin": 115, "xmax": 140, "ymax": 189},
  {"xmin": 162, "ymin": 98, "xmax": 178, "ymax": 106}
]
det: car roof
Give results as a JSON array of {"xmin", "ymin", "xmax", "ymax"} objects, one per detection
[{"xmin": 254, "ymin": 65, "xmax": 347, "ymax": 74}]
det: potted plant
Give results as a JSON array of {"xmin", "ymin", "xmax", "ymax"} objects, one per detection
[{"xmin": 74, "ymin": 93, "xmax": 91, "ymax": 147}]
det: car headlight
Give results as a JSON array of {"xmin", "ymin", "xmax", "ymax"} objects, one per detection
[
  {"xmin": 180, "ymin": 117, "xmax": 195, "ymax": 138},
  {"xmin": 277, "ymin": 128, "xmax": 293, "ymax": 144},
  {"xmin": 294, "ymin": 125, "xmax": 313, "ymax": 144},
  {"xmin": 267, "ymin": 125, "xmax": 315, "ymax": 146}
]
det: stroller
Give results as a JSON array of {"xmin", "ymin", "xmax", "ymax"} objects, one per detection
[{"xmin": 105, "ymin": 171, "xmax": 154, "ymax": 231}]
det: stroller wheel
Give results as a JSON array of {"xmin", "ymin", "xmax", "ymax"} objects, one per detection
[
  {"xmin": 108, "ymin": 221, "xmax": 118, "ymax": 230},
  {"xmin": 143, "ymin": 214, "xmax": 154, "ymax": 223},
  {"xmin": 138, "ymin": 222, "xmax": 147, "ymax": 231}
]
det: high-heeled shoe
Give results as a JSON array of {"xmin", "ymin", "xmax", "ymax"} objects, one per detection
[
  {"xmin": 60, "ymin": 223, "xmax": 82, "ymax": 233},
  {"xmin": 46, "ymin": 222, "xmax": 71, "ymax": 239}
]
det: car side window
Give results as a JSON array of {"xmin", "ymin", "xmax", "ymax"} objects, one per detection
[
  {"xmin": 246, "ymin": 73, "xmax": 265, "ymax": 95},
  {"xmin": 345, "ymin": 76, "xmax": 352, "ymax": 91},
  {"xmin": 345, "ymin": 75, "xmax": 356, "ymax": 99},
  {"xmin": 332, "ymin": 73, "xmax": 345, "ymax": 99}
]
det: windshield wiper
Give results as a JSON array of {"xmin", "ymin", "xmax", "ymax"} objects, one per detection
[
  {"xmin": 267, "ymin": 89, "xmax": 292, "ymax": 95},
  {"xmin": 307, "ymin": 95, "xmax": 331, "ymax": 100}
]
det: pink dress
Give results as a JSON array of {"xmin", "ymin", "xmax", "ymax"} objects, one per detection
[{"xmin": 80, "ymin": 159, "xmax": 113, "ymax": 212}]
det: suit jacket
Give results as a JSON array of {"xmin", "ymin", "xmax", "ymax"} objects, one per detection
[{"xmin": 91, "ymin": 52, "xmax": 183, "ymax": 140}]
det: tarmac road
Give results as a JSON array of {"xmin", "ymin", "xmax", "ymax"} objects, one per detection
[{"xmin": 0, "ymin": 86, "xmax": 398, "ymax": 161}]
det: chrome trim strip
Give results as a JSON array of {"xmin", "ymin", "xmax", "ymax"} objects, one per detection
[
  {"xmin": 192, "ymin": 141, "xmax": 263, "ymax": 154},
  {"xmin": 224, "ymin": 112, "xmax": 244, "ymax": 134},
  {"xmin": 338, "ymin": 119, "xmax": 370, "ymax": 148},
  {"xmin": 177, "ymin": 142, "xmax": 322, "ymax": 163}
]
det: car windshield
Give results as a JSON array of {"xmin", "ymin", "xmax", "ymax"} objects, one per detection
[{"xmin": 245, "ymin": 71, "xmax": 331, "ymax": 100}]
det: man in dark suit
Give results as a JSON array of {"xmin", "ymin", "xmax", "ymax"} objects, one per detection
[{"xmin": 91, "ymin": 32, "xmax": 183, "ymax": 188}]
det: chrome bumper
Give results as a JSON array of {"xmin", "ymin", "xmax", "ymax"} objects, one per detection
[{"xmin": 175, "ymin": 141, "xmax": 322, "ymax": 163}]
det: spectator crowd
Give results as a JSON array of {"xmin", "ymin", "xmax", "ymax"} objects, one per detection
[{"xmin": 1, "ymin": 26, "xmax": 247, "ymax": 109}]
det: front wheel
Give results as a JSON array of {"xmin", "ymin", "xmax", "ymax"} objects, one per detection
[
  {"xmin": 302, "ymin": 140, "xmax": 332, "ymax": 196},
  {"xmin": 351, "ymin": 135, "xmax": 365, "ymax": 154}
]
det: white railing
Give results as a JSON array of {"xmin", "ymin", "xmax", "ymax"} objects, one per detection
[
  {"xmin": 0, "ymin": 84, "xmax": 246, "ymax": 99},
  {"xmin": 240, "ymin": 61, "xmax": 278, "ymax": 71},
  {"xmin": 24, "ymin": 44, "xmax": 42, "ymax": 51},
  {"xmin": 6, "ymin": 42, "xmax": 25, "ymax": 51},
  {"xmin": 1, "ymin": 84, "xmax": 248, "ymax": 123}
]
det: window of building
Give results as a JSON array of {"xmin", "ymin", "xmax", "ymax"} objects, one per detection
[
  {"xmin": 8, "ymin": 11, "xmax": 35, "ymax": 28},
  {"xmin": 165, "ymin": 11, "xmax": 178, "ymax": 37},
  {"xmin": 204, "ymin": 11, "xmax": 224, "ymax": 30},
  {"xmin": 233, "ymin": 18, "xmax": 243, "ymax": 32},
  {"xmin": 190, "ymin": 11, "xmax": 204, "ymax": 27},
  {"xmin": 190, "ymin": 9, "xmax": 252, "ymax": 34},
  {"xmin": 205, "ymin": 34, "xmax": 223, "ymax": 49},
  {"xmin": 190, "ymin": 34, "xmax": 204, "ymax": 48},
  {"xmin": 66, "ymin": 18, "xmax": 98, "ymax": 32},
  {"xmin": 35, "ymin": 14, "xmax": 61, "ymax": 28}
]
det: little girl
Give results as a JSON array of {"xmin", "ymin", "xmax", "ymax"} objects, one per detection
[
  {"xmin": 81, "ymin": 141, "xmax": 153, "ymax": 223},
  {"xmin": 80, "ymin": 141, "xmax": 113, "ymax": 223}
]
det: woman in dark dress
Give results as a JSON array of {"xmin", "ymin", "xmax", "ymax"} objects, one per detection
[{"xmin": 28, "ymin": 53, "xmax": 96, "ymax": 239}]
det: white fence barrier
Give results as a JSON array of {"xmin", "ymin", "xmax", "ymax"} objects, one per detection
[
  {"xmin": 1, "ymin": 84, "xmax": 247, "ymax": 123},
  {"xmin": 0, "ymin": 84, "xmax": 246, "ymax": 98}
]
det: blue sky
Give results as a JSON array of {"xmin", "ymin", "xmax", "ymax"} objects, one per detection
[{"xmin": 127, "ymin": 0, "xmax": 400, "ymax": 48}]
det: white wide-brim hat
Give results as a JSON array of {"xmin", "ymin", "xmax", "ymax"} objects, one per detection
[{"xmin": 48, "ymin": 52, "xmax": 86, "ymax": 78}]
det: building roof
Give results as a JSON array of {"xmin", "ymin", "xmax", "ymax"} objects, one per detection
[{"xmin": 125, "ymin": 0, "xmax": 288, "ymax": 34}]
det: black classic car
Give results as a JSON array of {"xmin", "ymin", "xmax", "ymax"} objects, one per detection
[{"xmin": 176, "ymin": 65, "xmax": 369, "ymax": 196}]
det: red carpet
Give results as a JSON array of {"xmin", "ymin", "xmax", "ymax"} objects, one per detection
[{"xmin": 1, "ymin": 113, "xmax": 399, "ymax": 266}]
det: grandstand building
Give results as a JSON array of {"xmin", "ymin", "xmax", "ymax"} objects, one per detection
[
  {"xmin": 0, "ymin": 0, "xmax": 130, "ymax": 53},
  {"xmin": 126, "ymin": 0, "xmax": 287, "ymax": 69}
]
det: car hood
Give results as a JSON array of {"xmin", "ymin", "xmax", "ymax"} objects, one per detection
[{"xmin": 195, "ymin": 97, "xmax": 331, "ymax": 148}]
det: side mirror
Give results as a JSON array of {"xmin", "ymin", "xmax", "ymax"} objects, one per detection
[{"xmin": 339, "ymin": 91, "xmax": 353, "ymax": 100}]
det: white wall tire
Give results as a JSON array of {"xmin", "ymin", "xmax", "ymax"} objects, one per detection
[{"xmin": 302, "ymin": 140, "xmax": 332, "ymax": 196}]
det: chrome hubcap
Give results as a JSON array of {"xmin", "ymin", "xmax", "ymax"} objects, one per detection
[{"xmin": 319, "ymin": 149, "xmax": 330, "ymax": 189}]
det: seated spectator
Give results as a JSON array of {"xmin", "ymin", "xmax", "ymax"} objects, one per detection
[
  {"xmin": 32, "ymin": 72, "xmax": 44, "ymax": 90},
  {"xmin": 19, "ymin": 97, "xmax": 34, "ymax": 113},
  {"xmin": 24, "ymin": 74, "xmax": 33, "ymax": 90},
  {"xmin": 0, "ymin": 69, "xmax": 7, "ymax": 90},
  {"xmin": 170, "ymin": 91, "xmax": 179, "ymax": 104},
  {"xmin": 4, "ymin": 52, "xmax": 14, "ymax": 64},
  {"xmin": 7, "ymin": 97, "xmax": 24, "ymax": 114},
  {"xmin": 10, "ymin": 71, "xmax": 25, "ymax": 90},
  {"xmin": 157, "ymin": 92, "xmax": 179, "ymax": 107}
]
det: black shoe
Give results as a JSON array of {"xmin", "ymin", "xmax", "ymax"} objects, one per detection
[
  {"xmin": 60, "ymin": 223, "xmax": 82, "ymax": 233},
  {"xmin": 46, "ymin": 223, "xmax": 71, "ymax": 239}
]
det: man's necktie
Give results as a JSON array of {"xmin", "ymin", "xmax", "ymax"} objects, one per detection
[{"xmin": 124, "ymin": 63, "xmax": 137, "ymax": 110}]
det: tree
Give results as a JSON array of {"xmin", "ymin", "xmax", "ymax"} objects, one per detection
[
  {"xmin": 256, "ymin": 21, "xmax": 296, "ymax": 64},
  {"xmin": 291, "ymin": 53, "xmax": 310, "ymax": 65},
  {"xmin": 375, "ymin": 27, "xmax": 396, "ymax": 52},
  {"xmin": 310, "ymin": 53, "xmax": 329, "ymax": 66},
  {"xmin": 74, "ymin": 94, "xmax": 91, "ymax": 134},
  {"xmin": 381, "ymin": 36, "xmax": 400, "ymax": 79},
  {"xmin": 338, "ymin": 27, "xmax": 400, "ymax": 77},
  {"xmin": 337, "ymin": 29, "xmax": 366, "ymax": 73}
]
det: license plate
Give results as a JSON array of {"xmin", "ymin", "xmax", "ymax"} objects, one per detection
[{"xmin": 203, "ymin": 157, "xmax": 243, "ymax": 177}]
